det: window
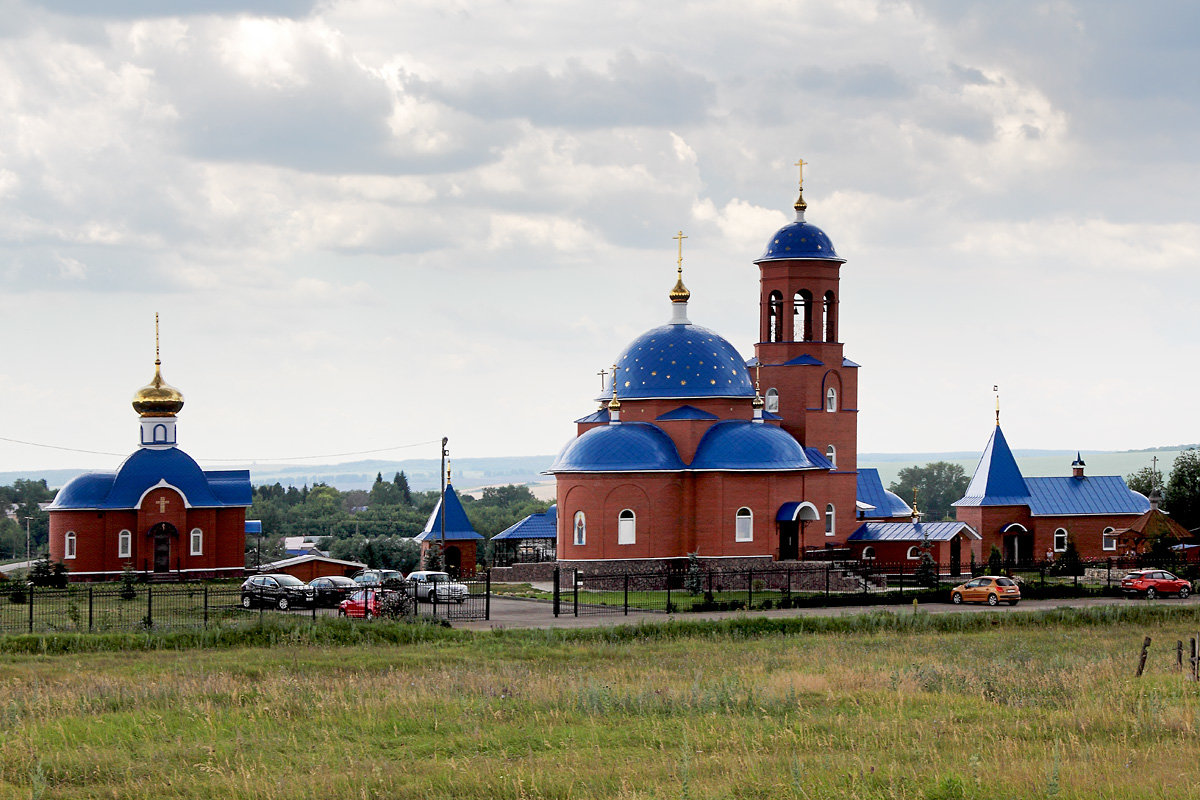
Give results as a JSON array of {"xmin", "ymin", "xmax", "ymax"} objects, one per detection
[
  {"xmin": 190, "ymin": 528, "xmax": 203, "ymax": 556},
  {"xmin": 907, "ymin": 546, "xmax": 921, "ymax": 560},
  {"xmin": 825, "ymin": 503, "xmax": 835, "ymax": 536},
  {"xmin": 862, "ymin": 546, "xmax": 875, "ymax": 560},
  {"xmin": 765, "ymin": 388, "xmax": 779, "ymax": 413},
  {"xmin": 65, "ymin": 531, "xmax": 77, "ymax": 559},
  {"xmin": 118, "ymin": 529, "xmax": 131, "ymax": 559},
  {"xmin": 573, "ymin": 511, "xmax": 586, "ymax": 546},
  {"xmin": 767, "ymin": 291, "xmax": 783, "ymax": 342},
  {"xmin": 823, "ymin": 291, "xmax": 837, "ymax": 342},
  {"xmin": 826, "ymin": 387, "xmax": 837, "ymax": 412},
  {"xmin": 794, "ymin": 290, "xmax": 813, "ymax": 341},
  {"xmin": 735, "ymin": 507, "xmax": 753, "ymax": 542},
  {"xmin": 825, "ymin": 445, "xmax": 836, "ymax": 467},
  {"xmin": 617, "ymin": 509, "xmax": 636, "ymax": 545},
  {"xmin": 1102, "ymin": 527, "xmax": 1116, "ymax": 551},
  {"xmin": 1054, "ymin": 528, "xmax": 1068, "ymax": 553}
]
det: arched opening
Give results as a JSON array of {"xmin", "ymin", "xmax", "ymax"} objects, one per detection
[
  {"xmin": 573, "ymin": 511, "xmax": 586, "ymax": 546},
  {"xmin": 767, "ymin": 291, "xmax": 783, "ymax": 342},
  {"xmin": 765, "ymin": 387, "xmax": 779, "ymax": 413},
  {"xmin": 823, "ymin": 291, "xmax": 837, "ymax": 342},
  {"xmin": 825, "ymin": 444, "xmax": 836, "ymax": 467},
  {"xmin": 153, "ymin": 423, "xmax": 168, "ymax": 443},
  {"xmin": 735, "ymin": 507, "xmax": 753, "ymax": 542},
  {"xmin": 777, "ymin": 501, "xmax": 820, "ymax": 560},
  {"xmin": 825, "ymin": 503, "xmax": 836, "ymax": 536},
  {"xmin": 444, "ymin": 545, "xmax": 462, "ymax": 578},
  {"xmin": 907, "ymin": 546, "xmax": 921, "ymax": 560},
  {"xmin": 618, "ymin": 509, "xmax": 636, "ymax": 545},
  {"xmin": 148, "ymin": 521, "xmax": 178, "ymax": 573},
  {"xmin": 1054, "ymin": 528, "xmax": 1068, "ymax": 553},
  {"xmin": 862, "ymin": 546, "xmax": 876, "ymax": 561},
  {"xmin": 826, "ymin": 387, "xmax": 838, "ymax": 412},
  {"xmin": 794, "ymin": 290, "xmax": 813, "ymax": 341},
  {"xmin": 1102, "ymin": 527, "xmax": 1116, "ymax": 552}
]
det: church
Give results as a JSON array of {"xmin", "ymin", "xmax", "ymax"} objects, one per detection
[
  {"xmin": 47, "ymin": 333, "xmax": 252, "ymax": 580},
  {"xmin": 547, "ymin": 173, "xmax": 962, "ymax": 571}
]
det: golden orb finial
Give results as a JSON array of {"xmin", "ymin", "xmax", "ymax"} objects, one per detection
[
  {"xmin": 669, "ymin": 231, "xmax": 691, "ymax": 303},
  {"xmin": 132, "ymin": 314, "xmax": 184, "ymax": 417}
]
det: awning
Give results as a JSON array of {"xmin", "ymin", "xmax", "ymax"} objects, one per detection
[
  {"xmin": 777, "ymin": 501, "xmax": 820, "ymax": 522},
  {"xmin": 999, "ymin": 522, "xmax": 1028, "ymax": 533}
]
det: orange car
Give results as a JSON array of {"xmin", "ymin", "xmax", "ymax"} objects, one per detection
[{"xmin": 950, "ymin": 576, "xmax": 1021, "ymax": 606}]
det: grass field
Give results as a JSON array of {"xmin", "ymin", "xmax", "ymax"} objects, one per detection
[{"xmin": 1, "ymin": 608, "xmax": 1199, "ymax": 799}]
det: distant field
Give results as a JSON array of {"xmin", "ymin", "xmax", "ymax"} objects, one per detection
[{"xmin": 1, "ymin": 609, "xmax": 1199, "ymax": 798}]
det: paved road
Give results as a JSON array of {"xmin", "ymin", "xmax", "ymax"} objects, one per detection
[{"xmin": 454, "ymin": 593, "xmax": 1200, "ymax": 632}]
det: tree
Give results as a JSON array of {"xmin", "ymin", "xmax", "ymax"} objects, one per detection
[
  {"xmin": 987, "ymin": 545, "xmax": 1003, "ymax": 575},
  {"xmin": 1125, "ymin": 466, "xmax": 1160, "ymax": 499},
  {"xmin": 1166, "ymin": 449, "xmax": 1200, "ymax": 532},
  {"xmin": 1051, "ymin": 536, "xmax": 1083, "ymax": 577},
  {"xmin": 888, "ymin": 462, "xmax": 970, "ymax": 522},
  {"xmin": 422, "ymin": 543, "xmax": 443, "ymax": 571},
  {"xmin": 393, "ymin": 471, "xmax": 413, "ymax": 506}
]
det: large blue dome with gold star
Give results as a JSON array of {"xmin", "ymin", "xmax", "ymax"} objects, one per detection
[
  {"xmin": 599, "ymin": 322, "xmax": 755, "ymax": 401},
  {"xmin": 755, "ymin": 219, "xmax": 843, "ymax": 263}
]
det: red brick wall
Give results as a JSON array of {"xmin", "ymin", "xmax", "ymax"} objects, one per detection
[{"xmin": 955, "ymin": 504, "xmax": 1139, "ymax": 562}]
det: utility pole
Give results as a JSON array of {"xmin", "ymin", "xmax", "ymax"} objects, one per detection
[
  {"xmin": 439, "ymin": 437, "xmax": 448, "ymax": 564},
  {"xmin": 23, "ymin": 516, "xmax": 31, "ymax": 564}
]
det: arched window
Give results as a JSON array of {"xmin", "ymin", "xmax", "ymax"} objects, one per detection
[
  {"xmin": 765, "ymin": 388, "xmax": 779, "ymax": 413},
  {"xmin": 190, "ymin": 528, "xmax": 203, "ymax": 556},
  {"xmin": 794, "ymin": 290, "xmax": 813, "ymax": 341},
  {"xmin": 825, "ymin": 503, "xmax": 835, "ymax": 536},
  {"xmin": 617, "ymin": 509, "xmax": 636, "ymax": 545},
  {"xmin": 767, "ymin": 291, "xmax": 783, "ymax": 342},
  {"xmin": 735, "ymin": 507, "xmax": 753, "ymax": 542},
  {"xmin": 862, "ymin": 546, "xmax": 876, "ymax": 560},
  {"xmin": 907, "ymin": 546, "xmax": 921, "ymax": 560},
  {"xmin": 65, "ymin": 531, "xmax": 77, "ymax": 559},
  {"xmin": 573, "ymin": 511, "xmax": 586, "ymax": 546},
  {"xmin": 153, "ymin": 423, "xmax": 168, "ymax": 443},
  {"xmin": 823, "ymin": 291, "xmax": 837, "ymax": 342},
  {"xmin": 118, "ymin": 529, "xmax": 131, "ymax": 559},
  {"xmin": 826, "ymin": 387, "xmax": 837, "ymax": 412},
  {"xmin": 1102, "ymin": 527, "xmax": 1116, "ymax": 552},
  {"xmin": 825, "ymin": 445, "xmax": 837, "ymax": 467},
  {"xmin": 1053, "ymin": 528, "xmax": 1068, "ymax": 553}
]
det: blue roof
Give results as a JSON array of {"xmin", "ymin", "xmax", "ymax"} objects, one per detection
[
  {"xmin": 783, "ymin": 354, "xmax": 824, "ymax": 366},
  {"xmin": 755, "ymin": 218, "xmax": 844, "ymax": 263},
  {"xmin": 415, "ymin": 483, "xmax": 483, "ymax": 541},
  {"xmin": 842, "ymin": 358, "xmax": 861, "ymax": 368},
  {"xmin": 50, "ymin": 447, "xmax": 251, "ymax": 510},
  {"xmin": 574, "ymin": 408, "xmax": 610, "ymax": 424},
  {"xmin": 1026, "ymin": 477, "xmax": 1150, "ymax": 516},
  {"xmin": 691, "ymin": 421, "xmax": 819, "ymax": 471},
  {"xmin": 856, "ymin": 468, "xmax": 913, "ymax": 519},
  {"xmin": 803, "ymin": 447, "xmax": 835, "ymax": 470},
  {"xmin": 777, "ymin": 501, "xmax": 821, "ymax": 522},
  {"xmin": 550, "ymin": 422, "xmax": 686, "ymax": 473},
  {"xmin": 847, "ymin": 521, "xmax": 980, "ymax": 542},
  {"xmin": 493, "ymin": 505, "xmax": 558, "ymax": 540},
  {"xmin": 599, "ymin": 322, "xmax": 754, "ymax": 401},
  {"xmin": 656, "ymin": 405, "xmax": 720, "ymax": 421},
  {"xmin": 954, "ymin": 426, "xmax": 1032, "ymax": 507},
  {"xmin": 245, "ymin": 520, "xmax": 263, "ymax": 535}
]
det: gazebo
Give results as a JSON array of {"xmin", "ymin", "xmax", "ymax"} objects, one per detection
[{"xmin": 492, "ymin": 505, "xmax": 557, "ymax": 566}]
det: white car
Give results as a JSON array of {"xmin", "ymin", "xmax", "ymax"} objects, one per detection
[{"xmin": 407, "ymin": 570, "xmax": 468, "ymax": 603}]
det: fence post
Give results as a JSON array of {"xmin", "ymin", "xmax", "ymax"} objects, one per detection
[
  {"xmin": 707, "ymin": 571, "xmax": 713, "ymax": 598},
  {"xmin": 898, "ymin": 560, "xmax": 904, "ymax": 597},
  {"xmin": 624, "ymin": 573, "xmax": 629, "ymax": 616},
  {"xmin": 552, "ymin": 566, "xmax": 560, "ymax": 617},
  {"xmin": 28, "ymin": 584, "xmax": 33, "ymax": 634},
  {"xmin": 147, "ymin": 583, "xmax": 153, "ymax": 629},
  {"xmin": 825, "ymin": 563, "xmax": 830, "ymax": 599},
  {"xmin": 88, "ymin": 586, "xmax": 94, "ymax": 631},
  {"xmin": 786, "ymin": 566, "xmax": 792, "ymax": 601},
  {"xmin": 573, "ymin": 569, "xmax": 579, "ymax": 618},
  {"xmin": 485, "ymin": 570, "xmax": 491, "ymax": 621},
  {"xmin": 204, "ymin": 585, "xmax": 209, "ymax": 629},
  {"xmin": 1107, "ymin": 558, "xmax": 1112, "ymax": 588},
  {"xmin": 747, "ymin": 569, "xmax": 753, "ymax": 609},
  {"xmin": 665, "ymin": 567, "xmax": 672, "ymax": 613}
]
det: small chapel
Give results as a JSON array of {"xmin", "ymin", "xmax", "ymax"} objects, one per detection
[{"xmin": 47, "ymin": 325, "xmax": 252, "ymax": 580}]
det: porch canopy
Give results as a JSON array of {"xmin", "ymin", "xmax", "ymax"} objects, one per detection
[{"xmin": 777, "ymin": 501, "xmax": 820, "ymax": 522}]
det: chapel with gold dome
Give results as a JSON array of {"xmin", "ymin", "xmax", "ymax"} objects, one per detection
[{"xmin": 47, "ymin": 320, "xmax": 252, "ymax": 580}]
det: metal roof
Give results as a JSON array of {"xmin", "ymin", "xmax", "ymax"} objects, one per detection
[
  {"xmin": 783, "ymin": 354, "xmax": 824, "ymax": 366},
  {"xmin": 777, "ymin": 501, "xmax": 821, "ymax": 522},
  {"xmin": 656, "ymin": 405, "xmax": 720, "ymax": 421},
  {"xmin": 954, "ymin": 425, "xmax": 1031, "ymax": 507},
  {"xmin": 691, "ymin": 421, "xmax": 821, "ymax": 471},
  {"xmin": 493, "ymin": 505, "xmax": 558, "ymax": 540},
  {"xmin": 573, "ymin": 409, "xmax": 610, "ymax": 424},
  {"xmin": 550, "ymin": 422, "xmax": 686, "ymax": 473},
  {"xmin": 847, "ymin": 521, "xmax": 980, "ymax": 542},
  {"xmin": 856, "ymin": 468, "xmax": 913, "ymax": 519},
  {"xmin": 755, "ymin": 219, "xmax": 844, "ymax": 263},
  {"xmin": 1025, "ymin": 476, "xmax": 1149, "ymax": 516},
  {"xmin": 416, "ymin": 483, "xmax": 483, "ymax": 541},
  {"xmin": 50, "ymin": 447, "xmax": 251, "ymax": 510},
  {"xmin": 597, "ymin": 321, "xmax": 755, "ymax": 401}
]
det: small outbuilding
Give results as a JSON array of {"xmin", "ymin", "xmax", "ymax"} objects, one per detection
[
  {"xmin": 258, "ymin": 553, "xmax": 366, "ymax": 581},
  {"xmin": 413, "ymin": 481, "xmax": 483, "ymax": 577},
  {"xmin": 492, "ymin": 505, "xmax": 557, "ymax": 566},
  {"xmin": 846, "ymin": 520, "xmax": 981, "ymax": 574}
]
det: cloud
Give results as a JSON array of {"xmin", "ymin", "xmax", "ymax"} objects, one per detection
[{"xmin": 28, "ymin": 0, "xmax": 319, "ymax": 18}]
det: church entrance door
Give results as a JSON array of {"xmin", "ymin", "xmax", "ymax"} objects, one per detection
[
  {"xmin": 950, "ymin": 536, "xmax": 962, "ymax": 577},
  {"xmin": 149, "ymin": 522, "xmax": 177, "ymax": 573},
  {"xmin": 778, "ymin": 521, "xmax": 799, "ymax": 561},
  {"xmin": 444, "ymin": 545, "xmax": 461, "ymax": 578}
]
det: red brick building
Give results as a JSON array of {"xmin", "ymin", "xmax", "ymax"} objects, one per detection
[
  {"xmin": 47, "ymin": 349, "xmax": 252, "ymax": 581},
  {"xmin": 550, "ymin": 183, "xmax": 863, "ymax": 571},
  {"xmin": 953, "ymin": 424, "xmax": 1149, "ymax": 563}
]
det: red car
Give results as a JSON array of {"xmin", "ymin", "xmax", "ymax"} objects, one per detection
[
  {"xmin": 1121, "ymin": 570, "xmax": 1192, "ymax": 599},
  {"xmin": 338, "ymin": 589, "xmax": 382, "ymax": 619}
]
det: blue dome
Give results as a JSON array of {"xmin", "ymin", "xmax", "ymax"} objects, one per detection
[
  {"xmin": 690, "ymin": 421, "xmax": 818, "ymax": 471},
  {"xmin": 600, "ymin": 323, "xmax": 754, "ymax": 401},
  {"xmin": 51, "ymin": 447, "xmax": 251, "ymax": 510},
  {"xmin": 550, "ymin": 422, "xmax": 685, "ymax": 473},
  {"xmin": 755, "ymin": 219, "xmax": 843, "ymax": 263}
]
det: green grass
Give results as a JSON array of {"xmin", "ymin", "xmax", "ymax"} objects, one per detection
[{"xmin": 1, "ymin": 608, "xmax": 1199, "ymax": 798}]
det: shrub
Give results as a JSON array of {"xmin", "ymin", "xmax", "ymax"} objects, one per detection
[
  {"xmin": 987, "ymin": 545, "xmax": 1003, "ymax": 575},
  {"xmin": 684, "ymin": 552, "xmax": 703, "ymax": 596},
  {"xmin": 119, "ymin": 563, "xmax": 138, "ymax": 601}
]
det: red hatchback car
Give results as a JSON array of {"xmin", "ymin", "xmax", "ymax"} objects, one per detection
[
  {"xmin": 338, "ymin": 589, "xmax": 383, "ymax": 619},
  {"xmin": 1121, "ymin": 570, "xmax": 1192, "ymax": 599}
]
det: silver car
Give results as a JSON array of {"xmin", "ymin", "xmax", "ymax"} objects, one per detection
[{"xmin": 406, "ymin": 570, "xmax": 468, "ymax": 603}]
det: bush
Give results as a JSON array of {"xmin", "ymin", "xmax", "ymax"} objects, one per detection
[
  {"xmin": 987, "ymin": 545, "xmax": 1003, "ymax": 575},
  {"xmin": 119, "ymin": 563, "xmax": 138, "ymax": 601},
  {"xmin": 684, "ymin": 552, "xmax": 703, "ymax": 596},
  {"xmin": 8, "ymin": 585, "xmax": 26, "ymax": 605},
  {"xmin": 29, "ymin": 558, "xmax": 68, "ymax": 589}
]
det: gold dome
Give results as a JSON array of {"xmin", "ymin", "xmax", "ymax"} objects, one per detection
[
  {"xmin": 751, "ymin": 395, "xmax": 765, "ymax": 410},
  {"xmin": 132, "ymin": 360, "xmax": 184, "ymax": 417},
  {"xmin": 668, "ymin": 265, "xmax": 691, "ymax": 304}
]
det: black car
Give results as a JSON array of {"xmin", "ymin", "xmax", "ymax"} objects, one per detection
[
  {"xmin": 241, "ymin": 574, "xmax": 316, "ymax": 610},
  {"xmin": 308, "ymin": 575, "xmax": 358, "ymax": 607}
]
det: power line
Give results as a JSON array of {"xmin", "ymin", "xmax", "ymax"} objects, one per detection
[{"xmin": 0, "ymin": 434, "xmax": 442, "ymax": 464}]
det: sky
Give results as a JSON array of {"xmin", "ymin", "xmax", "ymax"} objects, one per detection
[{"xmin": 0, "ymin": 0, "xmax": 1197, "ymax": 477}]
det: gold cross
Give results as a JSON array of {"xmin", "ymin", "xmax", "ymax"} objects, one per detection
[
  {"xmin": 794, "ymin": 158, "xmax": 808, "ymax": 190},
  {"xmin": 611, "ymin": 363, "xmax": 619, "ymax": 398},
  {"xmin": 673, "ymin": 231, "xmax": 687, "ymax": 269},
  {"xmin": 156, "ymin": 496, "xmax": 169, "ymax": 513}
]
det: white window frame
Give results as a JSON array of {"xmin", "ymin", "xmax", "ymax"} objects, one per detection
[
  {"xmin": 765, "ymin": 388, "xmax": 779, "ymax": 413},
  {"xmin": 573, "ymin": 511, "xmax": 586, "ymax": 546},
  {"xmin": 826, "ymin": 387, "xmax": 837, "ymax": 412},
  {"xmin": 1054, "ymin": 528, "xmax": 1068, "ymax": 553},
  {"xmin": 825, "ymin": 444, "xmax": 836, "ymax": 467},
  {"xmin": 118, "ymin": 529, "xmax": 131, "ymax": 559},
  {"xmin": 907, "ymin": 546, "xmax": 921, "ymax": 560},
  {"xmin": 862, "ymin": 546, "xmax": 875, "ymax": 561},
  {"xmin": 65, "ymin": 531, "xmax": 77, "ymax": 560},
  {"xmin": 1102, "ymin": 527, "xmax": 1117, "ymax": 552},
  {"xmin": 190, "ymin": 527, "xmax": 203, "ymax": 556},
  {"xmin": 617, "ymin": 509, "xmax": 636, "ymax": 545},
  {"xmin": 735, "ymin": 507, "xmax": 753, "ymax": 542},
  {"xmin": 825, "ymin": 503, "xmax": 835, "ymax": 536}
]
